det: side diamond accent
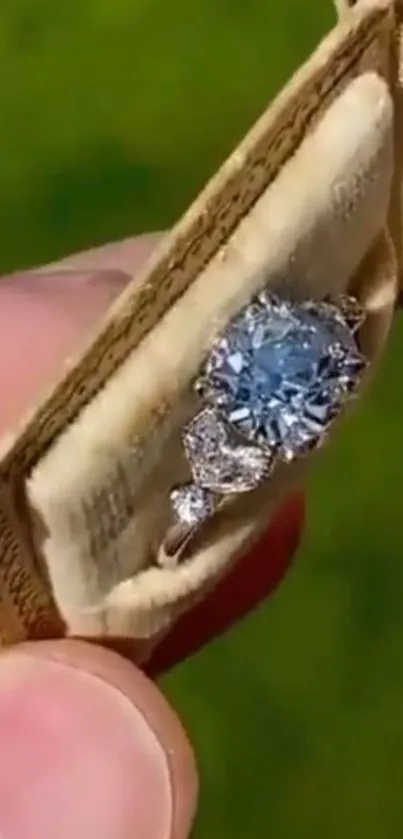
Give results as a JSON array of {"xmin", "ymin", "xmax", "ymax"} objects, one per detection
[
  {"xmin": 170, "ymin": 483, "xmax": 217, "ymax": 527},
  {"xmin": 183, "ymin": 407, "xmax": 273, "ymax": 494}
]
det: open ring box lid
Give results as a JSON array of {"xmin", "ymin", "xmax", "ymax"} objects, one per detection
[{"xmin": 0, "ymin": 0, "xmax": 401, "ymax": 660}]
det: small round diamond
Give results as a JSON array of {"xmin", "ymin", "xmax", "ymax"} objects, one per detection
[
  {"xmin": 170, "ymin": 484, "xmax": 216, "ymax": 527},
  {"xmin": 201, "ymin": 295, "xmax": 366, "ymax": 458}
]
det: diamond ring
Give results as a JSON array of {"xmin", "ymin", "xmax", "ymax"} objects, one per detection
[{"xmin": 161, "ymin": 291, "xmax": 367, "ymax": 563}]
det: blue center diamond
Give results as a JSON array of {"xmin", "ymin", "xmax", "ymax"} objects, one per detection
[{"xmin": 200, "ymin": 294, "xmax": 365, "ymax": 459}]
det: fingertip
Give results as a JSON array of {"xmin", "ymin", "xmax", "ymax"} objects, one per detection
[{"xmin": 0, "ymin": 640, "xmax": 198, "ymax": 839}]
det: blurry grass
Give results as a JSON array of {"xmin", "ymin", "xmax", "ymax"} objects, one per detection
[
  {"xmin": 1, "ymin": 1, "xmax": 403, "ymax": 837},
  {"xmin": 0, "ymin": 0, "xmax": 332, "ymax": 269}
]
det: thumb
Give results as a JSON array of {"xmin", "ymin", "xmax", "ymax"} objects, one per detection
[{"xmin": 0, "ymin": 640, "xmax": 197, "ymax": 839}]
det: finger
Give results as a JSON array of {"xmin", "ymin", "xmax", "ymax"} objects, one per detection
[
  {"xmin": 39, "ymin": 232, "xmax": 164, "ymax": 274},
  {"xmin": 0, "ymin": 639, "xmax": 197, "ymax": 839},
  {"xmin": 0, "ymin": 234, "xmax": 162, "ymax": 434},
  {"xmin": 145, "ymin": 490, "xmax": 305, "ymax": 678}
]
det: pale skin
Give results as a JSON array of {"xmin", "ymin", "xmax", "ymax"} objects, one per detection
[{"xmin": 0, "ymin": 234, "xmax": 304, "ymax": 839}]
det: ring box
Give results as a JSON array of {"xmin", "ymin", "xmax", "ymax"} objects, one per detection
[{"xmin": 0, "ymin": 0, "xmax": 400, "ymax": 658}]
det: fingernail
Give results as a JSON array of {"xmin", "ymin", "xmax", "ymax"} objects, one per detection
[{"xmin": 0, "ymin": 655, "xmax": 172, "ymax": 839}]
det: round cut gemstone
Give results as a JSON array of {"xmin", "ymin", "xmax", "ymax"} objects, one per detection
[
  {"xmin": 202, "ymin": 295, "xmax": 365, "ymax": 458},
  {"xmin": 170, "ymin": 483, "xmax": 216, "ymax": 527}
]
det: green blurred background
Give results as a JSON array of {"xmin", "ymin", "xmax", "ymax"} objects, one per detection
[{"xmin": 2, "ymin": 1, "xmax": 403, "ymax": 836}]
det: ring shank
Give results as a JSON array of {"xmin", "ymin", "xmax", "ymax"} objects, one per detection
[{"xmin": 160, "ymin": 521, "xmax": 196, "ymax": 565}]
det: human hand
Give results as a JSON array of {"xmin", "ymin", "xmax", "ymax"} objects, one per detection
[{"xmin": 0, "ymin": 235, "xmax": 305, "ymax": 839}]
